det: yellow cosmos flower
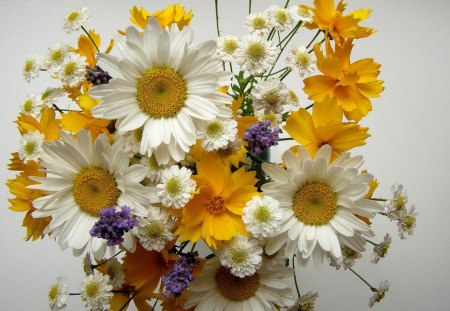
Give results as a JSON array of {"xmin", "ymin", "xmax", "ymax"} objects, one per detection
[
  {"xmin": 284, "ymin": 98, "xmax": 369, "ymax": 160},
  {"xmin": 190, "ymin": 139, "xmax": 247, "ymax": 168},
  {"xmin": 129, "ymin": 4, "xmax": 193, "ymax": 30},
  {"xmin": 76, "ymin": 29, "xmax": 114, "ymax": 67},
  {"xmin": 16, "ymin": 107, "xmax": 61, "ymax": 141},
  {"xmin": 306, "ymin": 0, "xmax": 375, "ymax": 46},
  {"xmin": 303, "ymin": 40, "xmax": 384, "ymax": 121},
  {"xmin": 176, "ymin": 154, "xmax": 259, "ymax": 249}
]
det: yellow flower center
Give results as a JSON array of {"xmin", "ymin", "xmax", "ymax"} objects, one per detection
[
  {"xmin": 215, "ymin": 267, "xmax": 259, "ymax": 301},
  {"xmin": 206, "ymin": 195, "xmax": 226, "ymax": 215},
  {"xmin": 136, "ymin": 66, "xmax": 187, "ymax": 118},
  {"xmin": 165, "ymin": 178, "xmax": 181, "ymax": 196},
  {"xmin": 133, "ymin": 127, "xmax": 143, "ymax": 142},
  {"xmin": 23, "ymin": 99, "xmax": 33, "ymax": 113},
  {"xmin": 206, "ymin": 121, "xmax": 225, "ymax": 138},
  {"xmin": 85, "ymin": 282, "xmax": 100, "ymax": 299},
  {"xmin": 394, "ymin": 195, "xmax": 405, "ymax": 209},
  {"xmin": 73, "ymin": 167, "xmax": 119, "ymax": 216},
  {"xmin": 230, "ymin": 249, "xmax": 249, "ymax": 264},
  {"xmin": 296, "ymin": 52, "xmax": 310, "ymax": 67},
  {"xmin": 263, "ymin": 91, "xmax": 280, "ymax": 106},
  {"xmin": 246, "ymin": 43, "xmax": 266, "ymax": 61},
  {"xmin": 251, "ymin": 17, "xmax": 267, "ymax": 29},
  {"xmin": 24, "ymin": 60, "xmax": 33, "ymax": 72},
  {"xmin": 404, "ymin": 215, "xmax": 415, "ymax": 229},
  {"xmin": 223, "ymin": 39, "xmax": 238, "ymax": 54},
  {"xmin": 67, "ymin": 11, "xmax": 80, "ymax": 22},
  {"xmin": 24, "ymin": 141, "xmax": 37, "ymax": 155},
  {"xmin": 51, "ymin": 50, "xmax": 64, "ymax": 63},
  {"xmin": 64, "ymin": 62, "xmax": 76, "ymax": 76},
  {"xmin": 143, "ymin": 221, "xmax": 164, "ymax": 239},
  {"xmin": 48, "ymin": 286, "xmax": 58, "ymax": 300},
  {"xmin": 275, "ymin": 10, "xmax": 288, "ymax": 23},
  {"xmin": 293, "ymin": 182, "xmax": 337, "ymax": 225},
  {"xmin": 254, "ymin": 205, "xmax": 272, "ymax": 224}
]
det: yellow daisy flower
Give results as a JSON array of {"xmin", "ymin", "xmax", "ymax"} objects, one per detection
[
  {"xmin": 76, "ymin": 29, "xmax": 114, "ymax": 67},
  {"xmin": 284, "ymin": 97, "xmax": 370, "ymax": 160},
  {"xmin": 129, "ymin": 4, "xmax": 193, "ymax": 31},
  {"xmin": 176, "ymin": 154, "xmax": 259, "ymax": 249},
  {"xmin": 303, "ymin": 40, "xmax": 384, "ymax": 121},
  {"xmin": 16, "ymin": 107, "xmax": 61, "ymax": 141}
]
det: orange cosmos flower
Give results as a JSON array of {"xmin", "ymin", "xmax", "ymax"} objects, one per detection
[
  {"xmin": 129, "ymin": 4, "xmax": 193, "ymax": 31},
  {"xmin": 303, "ymin": 40, "xmax": 384, "ymax": 121}
]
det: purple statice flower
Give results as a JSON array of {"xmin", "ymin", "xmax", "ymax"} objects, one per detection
[
  {"xmin": 243, "ymin": 121, "xmax": 280, "ymax": 153},
  {"xmin": 86, "ymin": 65, "xmax": 112, "ymax": 85},
  {"xmin": 162, "ymin": 252, "xmax": 197, "ymax": 298},
  {"xmin": 89, "ymin": 206, "xmax": 138, "ymax": 246}
]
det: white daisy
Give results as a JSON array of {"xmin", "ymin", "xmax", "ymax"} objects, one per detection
[
  {"xmin": 156, "ymin": 165, "xmax": 196, "ymax": 209},
  {"xmin": 219, "ymin": 234, "xmax": 263, "ymax": 277},
  {"xmin": 386, "ymin": 184, "xmax": 408, "ymax": 220},
  {"xmin": 137, "ymin": 206, "xmax": 175, "ymax": 252},
  {"xmin": 369, "ymin": 281, "xmax": 390, "ymax": 308},
  {"xmin": 19, "ymin": 131, "xmax": 45, "ymax": 163},
  {"xmin": 262, "ymin": 145, "xmax": 383, "ymax": 267},
  {"xmin": 41, "ymin": 87, "xmax": 65, "ymax": 108},
  {"xmin": 103, "ymin": 258, "xmax": 126, "ymax": 289},
  {"xmin": 267, "ymin": 5, "xmax": 293, "ymax": 32},
  {"xmin": 185, "ymin": 258, "xmax": 296, "ymax": 310},
  {"xmin": 20, "ymin": 94, "xmax": 43, "ymax": 118},
  {"xmin": 397, "ymin": 205, "xmax": 417, "ymax": 239},
  {"xmin": 23, "ymin": 55, "xmax": 41, "ymax": 82},
  {"xmin": 251, "ymin": 78, "xmax": 290, "ymax": 114},
  {"xmin": 255, "ymin": 110, "xmax": 283, "ymax": 128},
  {"xmin": 371, "ymin": 233, "xmax": 392, "ymax": 264},
  {"xmin": 63, "ymin": 7, "xmax": 89, "ymax": 33},
  {"xmin": 286, "ymin": 46, "xmax": 316, "ymax": 77},
  {"xmin": 217, "ymin": 35, "xmax": 239, "ymax": 62},
  {"xmin": 90, "ymin": 18, "xmax": 231, "ymax": 165},
  {"xmin": 58, "ymin": 53, "xmax": 87, "ymax": 87},
  {"xmin": 48, "ymin": 276, "xmax": 69, "ymax": 311},
  {"xmin": 235, "ymin": 34, "xmax": 279, "ymax": 75},
  {"xmin": 245, "ymin": 12, "xmax": 273, "ymax": 35},
  {"xmin": 289, "ymin": 5, "xmax": 313, "ymax": 24},
  {"xmin": 30, "ymin": 129, "xmax": 154, "ymax": 258},
  {"xmin": 287, "ymin": 291, "xmax": 319, "ymax": 311},
  {"xmin": 199, "ymin": 119, "xmax": 238, "ymax": 152},
  {"xmin": 80, "ymin": 273, "xmax": 113, "ymax": 311},
  {"xmin": 243, "ymin": 195, "xmax": 284, "ymax": 239},
  {"xmin": 44, "ymin": 44, "xmax": 72, "ymax": 71}
]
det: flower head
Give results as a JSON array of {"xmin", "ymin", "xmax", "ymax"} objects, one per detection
[
  {"xmin": 369, "ymin": 281, "xmax": 390, "ymax": 308},
  {"xmin": 251, "ymin": 78, "xmax": 290, "ymax": 114},
  {"xmin": 20, "ymin": 94, "xmax": 43, "ymax": 118},
  {"xmin": 48, "ymin": 276, "xmax": 69, "ymax": 311},
  {"xmin": 44, "ymin": 44, "xmax": 72, "ymax": 70},
  {"xmin": 371, "ymin": 233, "xmax": 392, "ymax": 264},
  {"xmin": 199, "ymin": 119, "xmax": 238, "ymax": 152},
  {"xmin": 386, "ymin": 184, "xmax": 408, "ymax": 220},
  {"xmin": 288, "ymin": 291, "xmax": 319, "ymax": 311},
  {"xmin": 245, "ymin": 12, "xmax": 272, "ymax": 35},
  {"xmin": 80, "ymin": 273, "xmax": 113, "ymax": 311},
  {"xmin": 255, "ymin": 110, "xmax": 283, "ymax": 128},
  {"xmin": 397, "ymin": 205, "xmax": 417, "ymax": 239},
  {"xmin": 162, "ymin": 252, "xmax": 197, "ymax": 298},
  {"xmin": 137, "ymin": 206, "xmax": 175, "ymax": 252},
  {"xmin": 103, "ymin": 258, "xmax": 126, "ymax": 288},
  {"xmin": 235, "ymin": 34, "xmax": 279, "ymax": 75},
  {"xmin": 63, "ymin": 7, "xmax": 89, "ymax": 33},
  {"xmin": 289, "ymin": 5, "xmax": 313, "ymax": 24},
  {"xmin": 40, "ymin": 87, "xmax": 65, "ymax": 108},
  {"xmin": 286, "ymin": 46, "xmax": 316, "ymax": 77},
  {"xmin": 267, "ymin": 5, "xmax": 293, "ymax": 32},
  {"xmin": 23, "ymin": 55, "xmax": 41, "ymax": 82},
  {"xmin": 244, "ymin": 121, "xmax": 279, "ymax": 153},
  {"xmin": 58, "ymin": 53, "xmax": 87, "ymax": 87},
  {"xmin": 243, "ymin": 195, "xmax": 284, "ymax": 239},
  {"xmin": 157, "ymin": 165, "xmax": 196, "ymax": 209},
  {"xmin": 217, "ymin": 35, "xmax": 239, "ymax": 62},
  {"xmin": 19, "ymin": 131, "xmax": 45, "ymax": 163}
]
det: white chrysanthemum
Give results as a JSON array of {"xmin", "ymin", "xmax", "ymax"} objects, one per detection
[
  {"xmin": 340, "ymin": 245, "xmax": 362, "ymax": 269},
  {"xmin": 289, "ymin": 5, "xmax": 313, "ymax": 24},
  {"xmin": 23, "ymin": 55, "xmax": 41, "ymax": 82},
  {"xmin": 63, "ymin": 7, "xmax": 89, "ymax": 33},
  {"xmin": 185, "ymin": 258, "xmax": 296, "ymax": 310},
  {"xmin": 83, "ymin": 253, "xmax": 94, "ymax": 276},
  {"xmin": 140, "ymin": 154, "xmax": 171, "ymax": 184},
  {"xmin": 397, "ymin": 205, "xmax": 417, "ymax": 239},
  {"xmin": 44, "ymin": 44, "xmax": 72, "ymax": 70},
  {"xmin": 234, "ymin": 34, "xmax": 279, "ymax": 75},
  {"xmin": 255, "ymin": 110, "xmax": 283, "ymax": 128},
  {"xmin": 262, "ymin": 145, "xmax": 383, "ymax": 267},
  {"xmin": 118, "ymin": 128, "xmax": 143, "ymax": 158},
  {"xmin": 103, "ymin": 258, "xmax": 126, "ymax": 288},
  {"xmin": 243, "ymin": 195, "xmax": 284, "ymax": 239},
  {"xmin": 371, "ymin": 233, "xmax": 392, "ymax": 264},
  {"xmin": 48, "ymin": 276, "xmax": 69, "ymax": 311},
  {"xmin": 137, "ymin": 206, "xmax": 175, "ymax": 252},
  {"xmin": 58, "ymin": 53, "xmax": 87, "ymax": 87},
  {"xmin": 156, "ymin": 165, "xmax": 196, "ymax": 208},
  {"xmin": 19, "ymin": 131, "xmax": 45, "ymax": 163},
  {"xmin": 90, "ymin": 19, "xmax": 231, "ymax": 165},
  {"xmin": 386, "ymin": 184, "xmax": 408, "ymax": 220},
  {"xmin": 80, "ymin": 273, "xmax": 113, "ymax": 311},
  {"xmin": 251, "ymin": 78, "xmax": 290, "ymax": 114},
  {"xmin": 369, "ymin": 281, "xmax": 390, "ymax": 308},
  {"xmin": 245, "ymin": 12, "xmax": 273, "ymax": 35},
  {"xmin": 286, "ymin": 46, "xmax": 316, "ymax": 77},
  {"xmin": 267, "ymin": 5, "xmax": 293, "ymax": 32},
  {"xmin": 20, "ymin": 94, "xmax": 43, "ymax": 118},
  {"xmin": 41, "ymin": 87, "xmax": 65, "ymax": 108},
  {"xmin": 219, "ymin": 234, "xmax": 263, "ymax": 277},
  {"xmin": 287, "ymin": 291, "xmax": 319, "ymax": 311},
  {"xmin": 30, "ymin": 129, "xmax": 155, "ymax": 258},
  {"xmin": 217, "ymin": 35, "xmax": 239, "ymax": 62},
  {"xmin": 199, "ymin": 119, "xmax": 238, "ymax": 152}
]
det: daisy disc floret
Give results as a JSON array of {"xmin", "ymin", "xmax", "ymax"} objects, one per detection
[
  {"xmin": 217, "ymin": 35, "xmax": 239, "ymax": 62},
  {"xmin": 20, "ymin": 94, "xmax": 43, "ymax": 118},
  {"xmin": 234, "ymin": 34, "xmax": 279, "ymax": 75},
  {"xmin": 369, "ymin": 281, "xmax": 390, "ymax": 308},
  {"xmin": 44, "ymin": 44, "xmax": 72, "ymax": 71},
  {"xmin": 245, "ymin": 12, "xmax": 272, "ymax": 35},
  {"xmin": 251, "ymin": 78, "xmax": 290, "ymax": 114},
  {"xmin": 371, "ymin": 233, "xmax": 392, "ymax": 264},
  {"xmin": 91, "ymin": 18, "xmax": 231, "ymax": 164},
  {"xmin": 48, "ymin": 276, "xmax": 69, "ymax": 311},
  {"xmin": 23, "ymin": 55, "xmax": 41, "ymax": 82},
  {"xmin": 63, "ymin": 7, "xmax": 89, "ymax": 33},
  {"xmin": 262, "ymin": 145, "xmax": 383, "ymax": 266},
  {"xmin": 243, "ymin": 195, "xmax": 284, "ymax": 239},
  {"xmin": 137, "ymin": 206, "xmax": 175, "ymax": 252},
  {"xmin": 19, "ymin": 131, "xmax": 45, "ymax": 163},
  {"xmin": 80, "ymin": 273, "xmax": 113, "ymax": 311},
  {"xmin": 58, "ymin": 53, "xmax": 88, "ymax": 87},
  {"xmin": 199, "ymin": 119, "xmax": 238, "ymax": 152},
  {"xmin": 288, "ymin": 291, "xmax": 319, "ymax": 311},
  {"xmin": 386, "ymin": 184, "xmax": 408, "ymax": 220},
  {"xmin": 286, "ymin": 46, "xmax": 317, "ymax": 77},
  {"xmin": 156, "ymin": 165, "xmax": 196, "ymax": 209},
  {"xmin": 267, "ymin": 5, "xmax": 293, "ymax": 32}
]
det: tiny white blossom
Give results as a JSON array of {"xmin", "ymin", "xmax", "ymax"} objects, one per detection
[
  {"xmin": 217, "ymin": 35, "xmax": 239, "ymax": 62},
  {"xmin": 397, "ymin": 205, "xmax": 417, "ymax": 239},
  {"xmin": 286, "ymin": 46, "xmax": 316, "ymax": 77},
  {"xmin": 371, "ymin": 233, "xmax": 392, "ymax": 264},
  {"xmin": 48, "ymin": 276, "xmax": 69, "ymax": 311},
  {"xmin": 63, "ymin": 8, "xmax": 89, "ymax": 33},
  {"xmin": 289, "ymin": 5, "xmax": 313, "ymax": 24},
  {"xmin": 243, "ymin": 195, "xmax": 284, "ymax": 239},
  {"xmin": 369, "ymin": 281, "xmax": 390, "ymax": 308},
  {"xmin": 256, "ymin": 110, "xmax": 283, "ymax": 128},
  {"xmin": 386, "ymin": 184, "xmax": 408, "ymax": 220},
  {"xmin": 44, "ymin": 44, "xmax": 72, "ymax": 71},
  {"xmin": 157, "ymin": 165, "xmax": 196, "ymax": 209},
  {"xmin": 287, "ymin": 291, "xmax": 319, "ymax": 311},
  {"xmin": 19, "ymin": 131, "xmax": 45, "ymax": 163},
  {"xmin": 245, "ymin": 12, "xmax": 273, "ymax": 35},
  {"xmin": 103, "ymin": 258, "xmax": 126, "ymax": 289},
  {"xmin": 200, "ymin": 119, "xmax": 238, "ymax": 152},
  {"xmin": 20, "ymin": 94, "xmax": 44, "ymax": 118},
  {"xmin": 41, "ymin": 87, "xmax": 65, "ymax": 108},
  {"xmin": 83, "ymin": 253, "xmax": 94, "ymax": 276},
  {"xmin": 234, "ymin": 34, "xmax": 279, "ymax": 75},
  {"xmin": 138, "ymin": 207, "xmax": 175, "ymax": 252},
  {"xmin": 23, "ymin": 55, "xmax": 41, "ymax": 82},
  {"xmin": 58, "ymin": 53, "xmax": 87, "ymax": 87},
  {"xmin": 80, "ymin": 273, "xmax": 113, "ymax": 311},
  {"xmin": 251, "ymin": 78, "xmax": 290, "ymax": 114},
  {"xmin": 267, "ymin": 5, "xmax": 293, "ymax": 32}
]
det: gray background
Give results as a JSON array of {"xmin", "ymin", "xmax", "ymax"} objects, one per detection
[{"xmin": 0, "ymin": 0, "xmax": 449, "ymax": 310}]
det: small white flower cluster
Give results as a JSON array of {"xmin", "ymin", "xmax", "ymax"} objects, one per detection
[
  {"xmin": 385, "ymin": 184, "xmax": 417, "ymax": 239},
  {"xmin": 138, "ymin": 206, "xmax": 176, "ymax": 252},
  {"xmin": 157, "ymin": 165, "xmax": 196, "ymax": 209}
]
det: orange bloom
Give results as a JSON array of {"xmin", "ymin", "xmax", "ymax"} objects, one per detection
[
  {"xmin": 16, "ymin": 108, "xmax": 61, "ymax": 141},
  {"xmin": 129, "ymin": 4, "xmax": 193, "ymax": 31},
  {"xmin": 303, "ymin": 40, "xmax": 384, "ymax": 121},
  {"xmin": 76, "ymin": 29, "xmax": 114, "ymax": 67}
]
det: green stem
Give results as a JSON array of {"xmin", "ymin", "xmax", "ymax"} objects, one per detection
[
  {"xmin": 229, "ymin": 62, "xmax": 233, "ymax": 74},
  {"xmin": 214, "ymin": 0, "xmax": 220, "ymax": 37},
  {"xmin": 279, "ymin": 137, "xmax": 294, "ymax": 141},
  {"xmin": 379, "ymin": 212, "xmax": 388, "ymax": 216},
  {"xmin": 260, "ymin": 67, "xmax": 288, "ymax": 78},
  {"xmin": 92, "ymin": 250, "xmax": 124, "ymax": 269},
  {"xmin": 248, "ymin": 152, "xmax": 269, "ymax": 164},
  {"xmin": 81, "ymin": 25, "xmax": 99, "ymax": 52},
  {"xmin": 365, "ymin": 239, "xmax": 378, "ymax": 246},
  {"xmin": 119, "ymin": 291, "xmax": 139, "ymax": 311},
  {"xmin": 305, "ymin": 103, "xmax": 314, "ymax": 110},
  {"xmin": 69, "ymin": 293, "xmax": 80, "ymax": 295},
  {"xmin": 277, "ymin": 31, "xmax": 281, "ymax": 45},
  {"xmin": 348, "ymin": 267, "xmax": 377, "ymax": 292},
  {"xmin": 370, "ymin": 198, "xmax": 387, "ymax": 202},
  {"xmin": 112, "ymin": 290, "xmax": 137, "ymax": 294},
  {"xmin": 248, "ymin": 0, "xmax": 252, "ymax": 14},
  {"xmin": 151, "ymin": 296, "xmax": 159, "ymax": 310},
  {"xmin": 277, "ymin": 21, "xmax": 302, "ymax": 47},
  {"xmin": 308, "ymin": 38, "xmax": 325, "ymax": 54},
  {"xmin": 52, "ymin": 104, "xmax": 65, "ymax": 114},
  {"xmin": 292, "ymin": 257, "xmax": 301, "ymax": 298},
  {"xmin": 190, "ymin": 242, "xmax": 197, "ymax": 252},
  {"xmin": 306, "ymin": 30, "xmax": 321, "ymax": 49},
  {"xmin": 280, "ymin": 69, "xmax": 292, "ymax": 81},
  {"xmin": 284, "ymin": 0, "xmax": 291, "ymax": 8}
]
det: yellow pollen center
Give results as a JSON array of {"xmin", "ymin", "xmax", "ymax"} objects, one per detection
[
  {"xmin": 254, "ymin": 205, "xmax": 272, "ymax": 223},
  {"xmin": 23, "ymin": 100, "xmax": 33, "ymax": 112},
  {"xmin": 206, "ymin": 195, "xmax": 226, "ymax": 215},
  {"xmin": 24, "ymin": 142, "xmax": 37, "ymax": 155},
  {"xmin": 67, "ymin": 11, "xmax": 79, "ymax": 21},
  {"xmin": 48, "ymin": 286, "xmax": 58, "ymax": 300},
  {"xmin": 133, "ymin": 127, "xmax": 143, "ymax": 142},
  {"xmin": 276, "ymin": 11, "xmax": 288, "ymax": 23},
  {"xmin": 251, "ymin": 17, "xmax": 267, "ymax": 29},
  {"xmin": 223, "ymin": 40, "xmax": 238, "ymax": 54},
  {"xmin": 206, "ymin": 121, "xmax": 225, "ymax": 138},
  {"xmin": 404, "ymin": 215, "xmax": 415, "ymax": 229},
  {"xmin": 73, "ymin": 167, "xmax": 119, "ymax": 216},
  {"xmin": 85, "ymin": 283, "xmax": 99, "ymax": 299},
  {"xmin": 293, "ymin": 182, "xmax": 337, "ymax": 225},
  {"xmin": 230, "ymin": 249, "xmax": 249, "ymax": 264},
  {"xmin": 64, "ymin": 62, "xmax": 75, "ymax": 75},
  {"xmin": 136, "ymin": 66, "xmax": 187, "ymax": 118},
  {"xmin": 246, "ymin": 43, "xmax": 266, "ymax": 61},
  {"xmin": 263, "ymin": 91, "xmax": 280, "ymax": 106},
  {"xmin": 51, "ymin": 50, "xmax": 63, "ymax": 62},
  {"xmin": 144, "ymin": 221, "xmax": 164, "ymax": 239},
  {"xmin": 215, "ymin": 267, "xmax": 259, "ymax": 301},
  {"xmin": 394, "ymin": 196, "xmax": 405, "ymax": 209},
  {"xmin": 165, "ymin": 178, "xmax": 181, "ymax": 196},
  {"xmin": 25, "ymin": 60, "xmax": 33, "ymax": 72},
  {"xmin": 296, "ymin": 52, "xmax": 310, "ymax": 67}
]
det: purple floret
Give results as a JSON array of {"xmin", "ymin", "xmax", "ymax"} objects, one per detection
[{"xmin": 244, "ymin": 121, "xmax": 279, "ymax": 153}]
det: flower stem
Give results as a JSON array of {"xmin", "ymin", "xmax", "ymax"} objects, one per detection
[
  {"xmin": 119, "ymin": 291, "xmax": 139, "ymax": 311},
  {"xmin": 284, "ymin": 0, "xmax": 291, "ymax": 8},
  {"xmin": 277, "ymin": 21, "xmax": 302, "ymax": 47},
  {"xmin": 248, "ymin": 0, "xmax": 252, "ymax": 14},
  {"xmin": 52, "ymin": 104, "xmax": 65, "ymax": 114},
  {"xmin": 370, "ymin": 198, "xmax": 387, "ymax": 202},
  {"xmin": 151, "ymin": 296, "xmax": 159, "ymax": 310},
  {"xmin": 81, "ymin": 25, "xmax": 99, "ymax": 52},
  {"xmin": 248, "ymin": 152, "xmax": 269, "ymax": 164},
  {"xmin": 305, "ymin": 103, "xmax": 314, "ymax": 110},
  {"xmin": 280, "ymin": 69, "xmax": 292, "ymax": 81},
  {"xmin": 279, "ymin": 137, "xmax": 294, "ymax": 141},
  {"xmin": 365, "ymin": 239, "xmax": 378, "ymax": 246},
  {"xmin": 190, "ymin": 242, "xmax": 197, "ymax": 252},
  {"xmin": 348, "ymin": 267, "xmax": 377, "ymax": 292},
  {"xmin": 69, "ymin": 293, "xmax": 80, "ymax": 296},
  {"xmin": 214, "ymin": 0, "xmax": 220, "ymax": 37},
  {"xmin": 306, "ymin": 30, "xmax": 322, "ymax": 49},
  {"xmin": 292, "ymin": 257, "xmax": 301, "ymax": 298},
  {"xmin": 91, "ymin": 250, "xmax": 124, "ymax": 269}
]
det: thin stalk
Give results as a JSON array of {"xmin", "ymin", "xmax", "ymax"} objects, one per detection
[
  {"xmin": 81, "ymin": 25, "xmax": 99, "ymax": 52},
  {"xmin": 365, "ymin": 239, "xmax": 378, "ymax": 246},
  {"xmin": 370, "ymin": 198, "xmax": 387, "ymax": 202},
  {"xmin": 305, "ymin": 103, "xmax": 314, "ymax": 110},
  {"xmin": 92, "ymin": 250, "xmax": 123, "ymax": 269},
  {"xmin": 69, "ymin": 293, "xmax": 80, "ymax": 296},
  {"xmin": 214, "ymin": 0, "xmax": 220, "ymax": 37},
  {"xmin": 292, "ymin": 257, "xmax": 301, "ymax": 298},
  {"xmin": 151, "ymin": 296, "xmax": 159, "ymax": 310},
  {"xmin": 112, "ymin": 290, "xmax": 137, "ymax": 294},
  {"xmin": 248, "ymin": 0, "xmax": 252, "ymax": 14},
  {"xmin": 229, "ymin": 62, "xmax": 233, "ymax": 74},
  {"xmin": 260, "ymin": 67, "xmax": 288, "ymax": 78},
  {"xmin": 308, "ymin": 38, "xmax": 325, "ymax": 54},
  {"xmin": 284, "ymin": 0, "xmax": 291, "ymax": 8},
  {"xmin": 190, "ymin": 242, "xmax": 197, "ymax": 252},
  {"xmin": 279, "ymin": 137, "xmax": 294, "ymax": 141},
  {"xmin": 280, "ymin": 69, "xmax": 292, "ymax": 81},
  {"xmin": 119, "ymin": 291, "xmax": 139, "ymax": 311},
  {"xmin": 277, "ymin": 31, "xmax": 281, "ymax": 45},
  {"xmin": 306, "ymin": 30, "xmax": 321, "ymax": 49},
  {"xmin": 248, "ymin": 152, "xmax": 269, "ymax": 164},
  {"xmin": 52, "ymin": 104, "xmax": 65, "ymax": 114},
  {"xmin": 277, "ymin": 21, "xmax": 301, "ymax": 47},
  {"xmin": 348, "ymin": 267, "xmax": 377, "ymax": 292},
  {"xmin": 379, "ymin": 212, "xmax": 388, "ymax": 216}
]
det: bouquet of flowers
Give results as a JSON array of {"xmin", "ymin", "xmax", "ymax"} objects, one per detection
[{"xmin": 7, "ymin": 1, "xmax": 418, "ymax": 310}]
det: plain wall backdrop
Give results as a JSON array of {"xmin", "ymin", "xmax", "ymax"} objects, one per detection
[{"xmin": 0, "ymin": 0, "xmax": 449, "ymax": 310}]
